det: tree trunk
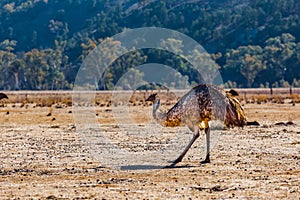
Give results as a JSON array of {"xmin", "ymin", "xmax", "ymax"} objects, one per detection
[{"xmin": 13, "ymin": 72, "xmax": 19, "ymax": 90}]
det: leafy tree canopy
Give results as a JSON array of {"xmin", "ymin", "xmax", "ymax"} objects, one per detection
[{"xmin": 0, "ymin": 0, "xmax": 299, "ymax": 89}]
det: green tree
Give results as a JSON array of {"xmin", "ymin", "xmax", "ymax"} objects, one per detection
[
  {"xmin": 23, "ymin": 49, "xmax": 46, "ymax": 89},
  {"xmin": 23, "ymin": 48, "xmax": 66, "ymax": 90},
  {"xmin": 8, "ymin": 59, "xmax": 25, "ymax": 90},
  {"xmin": 263, "ymin": 33, "xmax": 296, "ymax": 86},
  {"xmin": 0, "ymin": 50, "xmax": 16, "ymax": 89},
  {"xmin": 225, "ymin": 45, "xmax": 265, "ymax": 87},
  {"xmin": 189, "ymin": 49, "xmax": 221, "ymax": 85},
  {"xmin": 116, "ymin": 68, "xmax": 145, "ymax": 90},
  {"xmin": 43, "ymin": 48, "xmax": 67, "ymax": 89},
  {"xmin": 0, "ymin": 39, "xmax": 17, "ymax": 52},
  {"xmin": 160, "ymin": 38, "xmax": 183, "ymax": 55},
  {"xmin": 107, "ymin": 48, "xmax": 147, "ymax": 90}
]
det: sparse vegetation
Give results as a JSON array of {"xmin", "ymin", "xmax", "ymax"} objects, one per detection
[{"xmin": 1, "ymin": 88, "xmax": 299, "ymax": 110}]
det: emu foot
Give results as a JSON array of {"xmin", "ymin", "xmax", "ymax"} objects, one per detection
[
  {"xmin": 165, "ymin": 158, "xmax": 182, "ymax": 168},
  {"xmin": 163, "ymin": 162, "xmax": 177, "ymax": 169},
  {"xmin": 164, "ymin": 163, "xmax": 176, "ymax": 168},
  {"xmin": 200, "ymin": 154, "xmax": 210, "ymax": 164},
  {"xmin": 200, "ymin": 158, "xmax": 210, "ymax": 164}
]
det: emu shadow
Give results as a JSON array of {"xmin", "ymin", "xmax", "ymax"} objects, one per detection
[{"xmin": 120, "ymin": 164, "xmax": 195, "ymax": 170}]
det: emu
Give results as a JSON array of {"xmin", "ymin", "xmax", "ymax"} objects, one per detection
[{"xmin": 146, "ymin": 84, "xmax": 246, "ymax": 167}]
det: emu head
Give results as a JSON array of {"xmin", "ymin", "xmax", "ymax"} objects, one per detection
[{"xmin": 145, "ymin": 93, "xmax": 157, "ymax": 103}]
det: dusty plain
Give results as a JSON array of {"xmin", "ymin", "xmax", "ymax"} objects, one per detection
[{"xmin": 0, "ymin": 90, "xmax": 299, "ymax": 199}]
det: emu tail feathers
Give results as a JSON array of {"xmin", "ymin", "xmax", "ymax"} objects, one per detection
[{"xmin": 225, "ymin": 96, "xmax": 247, "ymax": 127}]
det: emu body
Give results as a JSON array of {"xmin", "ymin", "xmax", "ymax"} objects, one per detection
[{"xmin": 146, "ymin": 84, "xmax": 246, "ymax": 166}]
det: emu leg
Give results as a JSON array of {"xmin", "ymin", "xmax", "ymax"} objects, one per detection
[
  {"xmin": 200, "ymin": 127, "xmax": 210, "ymax": 164},
  {"xmin": 169, "ymin": 127, "xmax": 200, "ymax": 166}
]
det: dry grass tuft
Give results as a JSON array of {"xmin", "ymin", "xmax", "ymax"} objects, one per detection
[
  {"xmin": 255, "ymin": 95, "xmax": 268, "ymax": 104},
  {"xmin": 290, "ymin": 94, "xmax": 300, "ymax": 104}
]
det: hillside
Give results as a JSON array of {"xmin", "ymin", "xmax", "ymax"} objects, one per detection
[{"xmin": 0, "ymin": 0, "xmax": 300, "ymax": 89}]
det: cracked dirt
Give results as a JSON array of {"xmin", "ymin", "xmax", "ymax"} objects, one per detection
[{"xmin": 0, "ymin": 96, "xmax": 299, "ymax": 199}]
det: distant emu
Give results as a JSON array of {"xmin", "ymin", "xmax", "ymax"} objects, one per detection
[{"xmin": 146, "ymin": 84, "xmax": 246, "ymax": 167}]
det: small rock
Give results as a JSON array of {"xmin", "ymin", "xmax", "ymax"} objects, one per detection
[
  {"xmin": 275, "ymin": 122, "xmax": 286, "ymax": 126},
  {"xmin": 246, "ymin": 121, "xmax": 260, "ymax": 126},
  {"xmin": 286, "ymin": 121, "xmax": 295, "ymax": 126},
  {"xmin": 275, "ymin": 121, "xmax": 296, "ymax": 126}
]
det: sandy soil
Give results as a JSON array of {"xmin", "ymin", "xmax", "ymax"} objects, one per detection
[{"xmin": 0, "ymin": 98, "xmax": 300, "ymax": 199}]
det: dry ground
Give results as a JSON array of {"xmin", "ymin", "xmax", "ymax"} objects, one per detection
[{"xmin": 0, "ymin": 92, "xmax": 300, "ymax": 199}]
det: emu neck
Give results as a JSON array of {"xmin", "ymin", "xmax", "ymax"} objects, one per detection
[
  {"xmin": 152, "ymin": 98, "xmax": 160, "ymax": 119},
  {"xmin": 152, "ymin": 98, "xmax": 165, "ymax": 123},
  {"xmin": 153, "ymin": 98, "xmax": 160, "ymax": 111}
]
